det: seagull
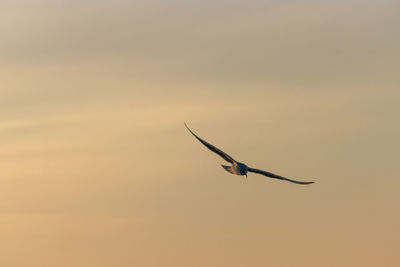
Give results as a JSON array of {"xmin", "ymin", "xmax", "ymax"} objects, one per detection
[{"xmin": 185, "ymin": 123, "xmax": 314, "ymax": 185}]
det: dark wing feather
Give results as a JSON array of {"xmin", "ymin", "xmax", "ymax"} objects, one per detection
[
  {"xmin": 248, "ymin": 167, "xmax": 314, "ymax": 185},
  {"xmin": 185, "ymin": 123, "xmax": 236, "ymax": 164}
]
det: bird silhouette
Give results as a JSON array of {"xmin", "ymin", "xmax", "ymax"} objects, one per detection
[{"xmin": 185, "ymin": 123, "xmax": 314, "ymax": 185}]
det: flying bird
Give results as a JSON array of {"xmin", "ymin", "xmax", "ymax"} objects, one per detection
[{"xmin": 185, "ymin": 123, "xmax": 314, "ymax": 185}]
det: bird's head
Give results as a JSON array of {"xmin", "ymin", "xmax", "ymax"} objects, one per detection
[{"xmin": 237, "ymin": 162, "xmax": 248, "ymax": 176}]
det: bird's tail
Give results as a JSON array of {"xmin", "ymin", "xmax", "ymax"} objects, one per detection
[{"xmin": 221, "ymin": 165, "xmax": 234, "ymax": 174}]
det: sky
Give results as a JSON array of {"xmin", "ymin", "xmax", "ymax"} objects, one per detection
[{"xmin": 1, "ymin": 1, "xmax": 399, "ymax": 266}]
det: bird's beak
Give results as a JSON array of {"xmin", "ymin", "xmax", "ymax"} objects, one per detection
[{"xmin": 245, "ymin": 174, "xmax": 248, "ymax": 178}]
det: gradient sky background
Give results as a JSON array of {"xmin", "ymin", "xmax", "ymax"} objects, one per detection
[{"xmin": 1, "ymin": 1, "xmax": 399, "ymax": 266}]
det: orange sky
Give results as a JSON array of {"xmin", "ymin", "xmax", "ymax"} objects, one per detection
[{"xmin": 1, "ymin": 1, "xmax": 399, "ymax": 267}]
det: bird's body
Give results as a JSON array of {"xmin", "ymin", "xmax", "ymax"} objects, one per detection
[
  {"xmin": 222, "ymin": 162, "xmax": 248, "ymax": 176},
  {"xmin": 185, "ymin": 123, "xmax": 314, "ymax": 185}
]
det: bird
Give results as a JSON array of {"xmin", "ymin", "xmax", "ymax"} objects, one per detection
[{"xmin": 185, "ymin": 123, "xmax": 314, "ymax": 185}]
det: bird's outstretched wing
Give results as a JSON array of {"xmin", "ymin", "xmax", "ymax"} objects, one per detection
[
  {"xmin": 184, "ymin": 123, "xmax": 236, "ymax": 164},
  {"xmin": 247, "ymin": 167, "xmax": 314, "ymax": 185}
]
